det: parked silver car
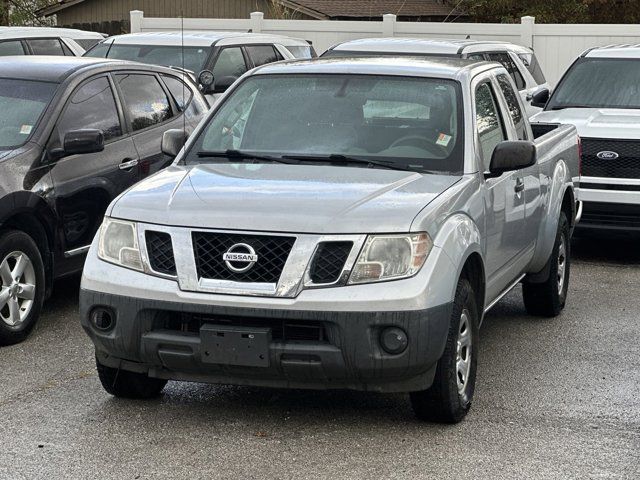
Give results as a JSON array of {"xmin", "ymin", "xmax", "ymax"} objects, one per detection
[{"xmin": 80, "ymin": 57, "xmax": 579, "ymax": 423}]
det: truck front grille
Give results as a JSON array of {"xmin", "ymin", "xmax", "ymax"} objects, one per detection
[
  {"xmin": 309, "ymin": 241, "xmax": 353, "ymax": 284},
  {"xmin": 581, "ymin": 138, "xmax": 640, "ymax": 179},
  {"xmin": 146, "ymin": 231, "xmax": 177, "ymax": 276},
  {"xmin": 192, "ymin": 232, "xmax": 296, "ymax": 283}
]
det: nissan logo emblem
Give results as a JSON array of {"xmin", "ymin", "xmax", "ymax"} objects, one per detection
[
  {"xmin": 222, "ymin": 243, "xmax": 258, "ymax": 273},
  {"xmin": 596, "ymin": 151, "xmax": 619, "ymax": 160}
]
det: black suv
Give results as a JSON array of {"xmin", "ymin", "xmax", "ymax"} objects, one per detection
[{"xmin": 0, "ymin": 56, "xmax": 208, "ymax": 344}]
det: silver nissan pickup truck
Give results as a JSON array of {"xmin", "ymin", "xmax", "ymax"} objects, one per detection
[{"xmin": 80, "ymin": 57, "xmax": 579, "ymax": 423}]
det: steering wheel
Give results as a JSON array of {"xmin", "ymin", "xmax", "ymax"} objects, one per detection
[{"xmin": 389, "ymin": 135, "xmax": 447, "ymax": 156}]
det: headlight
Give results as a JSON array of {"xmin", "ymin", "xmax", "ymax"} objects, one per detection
[
  {"xmin": 98, "ymin": 217, "xmax": 143, "ymax": 271},
  {"xmin": 349, "ymin": 233, "xmax": 432, "ymax": 284}
]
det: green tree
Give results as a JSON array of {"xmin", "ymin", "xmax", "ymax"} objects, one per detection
[
  {"xmin": 0, "ymin": 0, "xmax": 56, "ymax": 26},
  {"xmin": 455, "ymin": 0, "xmax": 640, "ymax": 23}
]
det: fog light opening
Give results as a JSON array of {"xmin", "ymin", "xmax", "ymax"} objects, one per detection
[
  {"xmin": 380, "ymin": 327, "xmax": 408, "ymax": 355},
  {"xmin": 90, "ymin": 307, "xmax": 115, "ymax": 331}
]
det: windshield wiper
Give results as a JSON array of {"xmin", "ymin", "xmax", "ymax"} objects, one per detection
[
  {"xmin": 196, "ymin": 149, "xmax": 295, "ymax": 165},
  {"xmin": 280, "ymin": 154, "xmax": 417, "ymax": 172},
  {"xmin": 550, "ymin": 105, "xmax": 593, "ymax": 110}
]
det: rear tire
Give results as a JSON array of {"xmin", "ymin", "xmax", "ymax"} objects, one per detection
[
  {"xmin": 410, "ymin": 278, "xmax": 479, "ymax": 424},
  {"xmin": 96, "ymin": 357, "xmax": 167, "ymax": 399},
  {"xmin": 0, "ymin": 230, "xmax": 45, "ymax": 346},
  {"xmin": 523, "ymin": 212, "xmax": 570, "ymax": 317}
]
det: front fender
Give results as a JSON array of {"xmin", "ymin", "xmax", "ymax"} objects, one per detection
[
  {"xmin": 529, "ymin": 160, "xmax": 574, "ymax": 273},
  {"xmin": 431, "ymin": 213, "xmax": 484, "ymax": 306}
]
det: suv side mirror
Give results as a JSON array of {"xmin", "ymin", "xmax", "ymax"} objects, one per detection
[
  {"xmin": 161, "ymin": 129, "xmax": 188, "ymax": 158},
  {"xmin": 213, "ymin": 76, "xmax": 237, "ymax": 94},
  {"xmin": 198, "ymin": 70, "xmax": 215, "ymax": 95},
  {"xmin": 51, "ymin": 129, "xmax": 104, "ymax": 160},
  {"xmin": 530, "ymin": 87, "xmax": 550, "ymax": 108},
  {"xmin": 488, "ymin": 141, "xmax": 536, "ymax": 177}
]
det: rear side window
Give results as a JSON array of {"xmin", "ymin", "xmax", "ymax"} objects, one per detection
[
  {"xmin": 57, "ymin": 76, "xmax": 122, "ymax": 143},
  {"xmin": 246, "ymin": 45, "xmax": 282, "ymax": 67},
  {"xmin": 75, "ymin": 38, "xmax": 101, "ymax": 51},
  {"xmin": 0, "ymin": 40, "xmax": 25, "ymax": 56},
  {"xmin": 475, "ymin": 82, "xmax": 506, "ymax": 170},
  {"xmin": 496, "ymin": 74, "xmax": 527, "ymax": 140},
  {"xmin": 161, "ymin": 75, "xmax": 194, "ymax": 112},
  {"xmin": 486, "ymin": 52, "xmax": 526, "ymax": 91},
  {"xmin": 212, "ymin": 47, "xmax": 248, "ymax": 80},
  {"xmin": 116, "ymin": 74, "xmax": 172, "ymax": 131},
  {"xmin": 286, "ymin": 45, "xmax": 316, "ymax": 59},
  {"xmin": 518, "ymin": 52, "xmax": 546, "ymax": 85},
  {"xmin": 27, "ymin": 38, "xmax": 65, "ymax": 56},
  {"xmin": 84, "ymin": 42, "xmax": 110, "ymax": 58}
]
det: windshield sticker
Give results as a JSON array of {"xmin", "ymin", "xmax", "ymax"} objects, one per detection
[
  {"xmin": 20, "ymin": 125, "xmax": 33, "ymax": 135},
  {"xmin": 436, "ymin": 133, "xmax": 452, "ymax": 147}
]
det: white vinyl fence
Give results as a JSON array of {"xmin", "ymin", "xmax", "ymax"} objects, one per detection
[{"xmin": 131, "ymin": 10, "xmax": 640, "ymax": 85}]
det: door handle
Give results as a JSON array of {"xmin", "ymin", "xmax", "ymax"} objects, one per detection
[
  {"xmin": 515, "ymin": 178, "xmax": 525, "ymax": 193},
  {"xmin": 119, "ymin": 158, "xmax": 139, "ymax": 171}
]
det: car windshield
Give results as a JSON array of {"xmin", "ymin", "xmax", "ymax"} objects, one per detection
[
  {"xmin": 188, "ymin": 74, "xmax": 464, "ymax": 174},
  {"xmin": 548, "ymin": 58, "xmax": 640, "ymax": 109},
  {"xmin": 90, "ymin": 44, "xmax": 211, "ymax": 73},
  {"xmin": 0, "ymin": 78, "xmax": 57, "ymax": 150}
]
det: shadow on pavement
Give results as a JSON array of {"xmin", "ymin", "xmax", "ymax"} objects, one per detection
[{"xmin": 572, "ymin": 234, "xmax": 640, "ymax": 265}]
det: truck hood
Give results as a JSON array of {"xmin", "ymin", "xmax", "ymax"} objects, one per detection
[
  {"xmin": 532, "ymin": 108, "xmax": 640, "ymax": 139},
  {"xmin": 110, "ymin": 163, "xmax": 460, "ymax": 234}
]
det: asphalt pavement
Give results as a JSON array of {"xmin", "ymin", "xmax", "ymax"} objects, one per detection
[{"xmin": 0, "ymin": 236, "xmax": 638, "ymax": 479}]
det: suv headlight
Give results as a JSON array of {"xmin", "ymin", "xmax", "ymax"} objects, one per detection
[
  {"xmin": 98, "ymin": 217, "xmax": 143, "ymax": 271},
  {"xmin": 349, "ymin": 233, "xmax": 432, "ymax": 284}
]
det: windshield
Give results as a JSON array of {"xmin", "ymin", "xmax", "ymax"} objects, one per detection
[
  {"xmin": 188, "ymin": 74, "xmax": 464, "ymax": 174},
  {"xmin": 87, "ymin": 44, "xmax": 211, "ymax": 73},
  {"xmin": 548, "ymin": 58, "xmax": 640, "ymax": 109},
  {"xmin": 0, "ymin": 78, "xmax": 57, "ymax": 150}
]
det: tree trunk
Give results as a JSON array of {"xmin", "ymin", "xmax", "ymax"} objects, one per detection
[{"xmin": 0, "ymin": 0, "xmax": 9, "ymax": 26}]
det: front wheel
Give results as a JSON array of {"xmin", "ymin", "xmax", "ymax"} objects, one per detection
[
  {"xmin": 0, "ymin": 230, "xmax": 45, "ymax": 346},
  {"xmin": 523, "ymin": 212, "xmax": 571, "ymax": 317},
  {"xmin": 410, "ymin": 277, "xmax": 479, "ymax": 424}
]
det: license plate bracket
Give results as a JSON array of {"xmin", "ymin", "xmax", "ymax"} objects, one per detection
[{"xmin": 200, "ymin": 325, "xmax": 271, "ymax": 367}]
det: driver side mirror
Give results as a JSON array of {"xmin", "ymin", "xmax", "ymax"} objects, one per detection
[
  {"xmin": 161, "ymin": 129, "xmax": 188, "ymax": 158},
  {"xmin": 198, "ymin": 70, "xmax": 215, "ymax": 95},
  {"xmin": 530, "ymin": 87, "xmax": 550, "ymax": 108},
  {"xmin": 213, "ymin": 76, "xmax": 238, "ymax": 94},
  {"xmin": 50, "ymin": 129, "xmax": 104, "ymax": 160},
  {"xmin": 487, "ymin": 141, "xmax": 536, "ymax": 178}
]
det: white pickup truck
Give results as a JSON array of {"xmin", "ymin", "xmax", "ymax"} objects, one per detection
[
  {"xmin": 531, "ymin": 45, "xmax": 640, "ymax": 233},
  {"xmin": 80, "ymin": 57, "xmax": 579, "ymax": 423}
]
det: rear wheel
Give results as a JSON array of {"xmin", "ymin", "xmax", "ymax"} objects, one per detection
[
  {"xmin": 96, "ymin": 356, "xmax": 167, "ymax": 399},
  {"xmin": 0, "ymin": 230, "xmax": 45, "ymax": 346},
  {"xmin": 410, "ymin": 278, "xmax": 479, "ymax": 424},
  {"xmin": 523, "ymin": 212, "xmax": 570, "ymax": 317}
]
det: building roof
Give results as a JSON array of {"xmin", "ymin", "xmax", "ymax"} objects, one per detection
[{"xmin": 39, "ymin": 0, "xmax": 462, "ymax": 20}]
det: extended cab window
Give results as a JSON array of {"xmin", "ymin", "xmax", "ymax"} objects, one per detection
[
  {"xmin": 57, "ymin": 76, "xmax": 122, "ymax": 143},
  {"xmin": 115, "ymin": 74, "xmax": 172, "ymax": 132},
  {"xmin": 496, "ymin": 74, "xmax": 527, "ymax": 140},
  {"xmin": 475, "ymin": 82, "xmax": 506, "ymax": 170},
  {"xmin": 246, "ymin": 45, "xmax": 282, "ymax": 67},
  {"xmin": 27, "ymin": 38, "xmax": 65, "ymax": 55},
  {"xmin": 0, "ymin": 40, "xmax": 25, "ymax": 56},
  {"xmin": 212, "ymin": 47, "xmax": 248, "ymax": 80},
  {"xmin": 486, "ymin": 52, "xmax": 526, "ymax": 91}
]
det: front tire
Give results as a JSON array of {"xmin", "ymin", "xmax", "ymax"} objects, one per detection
[
  {"xmin": 0, "ymin": 230, "xmax": 45, "ymax": 346},
  {"xmin": 523, "ymin": 212, "xmax": 571, "ymax": 317},
  {"xmin": 410, "ymin": 278, "xmax": 479, "ymax": 424},
  {"xmin": 96, "ymin": 357, "xmax": 167, "ymax": 399}
]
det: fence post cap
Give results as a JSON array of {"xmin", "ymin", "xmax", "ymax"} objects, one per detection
[{"xmin": 251, "ymin": 11, "xmax": 265, "ymax": 18}]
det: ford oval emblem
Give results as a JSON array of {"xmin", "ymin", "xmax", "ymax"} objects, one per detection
[{"xmin": 596, "ymin": 151, "xmax": 619, "ymax": 160}]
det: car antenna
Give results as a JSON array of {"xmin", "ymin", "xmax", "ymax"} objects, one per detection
[{"xmin": 181, "ymin": 0, "xmax": 186, "ymax": 146}]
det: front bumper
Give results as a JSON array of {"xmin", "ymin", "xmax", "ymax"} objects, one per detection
[
  {"xmin": 576, "ymin": 178, "xmax": 640, "ymax": 231},
  {"xmin": 80, "ymin": 289, "xmax": 452, "ymax": 393}
]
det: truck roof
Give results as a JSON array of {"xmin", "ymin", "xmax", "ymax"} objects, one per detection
[
  {"xmin": 104, "ymin": 31, "xmax": 309, "ymax": 48},
  {"xmin": 253, "ymin": 56, "xmax": 498, "ymax": 80},
  {"xmin": 328, "ymin": 37, "xmax": 532, "ymax": 55},
  {"xmin": 582, "ymin": 44, "xmax": 640, "ymax": 59}
]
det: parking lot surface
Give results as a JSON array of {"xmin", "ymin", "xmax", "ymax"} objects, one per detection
[{"xmin": 0, "ymin": 237, "xmax": 638, "ymax": 479}]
